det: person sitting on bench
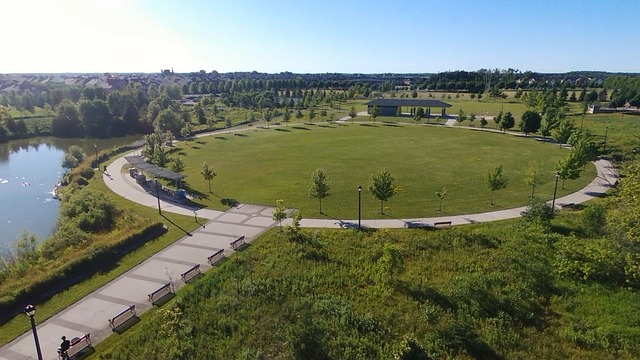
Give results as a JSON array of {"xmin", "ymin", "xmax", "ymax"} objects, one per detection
[{"xmin": 58, "ymin": 336, "xmax": 71, "ymax": 359}]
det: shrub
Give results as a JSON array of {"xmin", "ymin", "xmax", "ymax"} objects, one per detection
[
  {"xmin": 60, "ymin": 188, "xmax": 118, "ymax": 232},
  {"xmin": 80, "ymin": 167, "xmax": 95, "ymax": 180},
  {"xmin": 582, "ymin": 203, "xmax": 606, "ymax": 236},
  {"xmin": 521, "ymin": 198, "xmax": 554, "ymax": 228},
  {"xmin": 75, "ymin": 177, "xmax": 88, "ymax": 186}
]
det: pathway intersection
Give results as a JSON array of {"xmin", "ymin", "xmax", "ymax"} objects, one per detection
[{"xmin": 0, "ymin": 122, "xmax": 619, "ymax": 359}]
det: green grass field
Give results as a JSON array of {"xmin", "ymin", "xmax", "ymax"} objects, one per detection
[{"xmin": 175, "ymin": 123, "xmax": 594, "ymax": 219}]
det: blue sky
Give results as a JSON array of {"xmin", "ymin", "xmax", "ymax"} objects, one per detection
[{"xmin": 4, "ymin": 0, "xmax": 639, "ymax": 73}]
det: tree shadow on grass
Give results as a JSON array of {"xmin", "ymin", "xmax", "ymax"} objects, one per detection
[
  {"xmin": 196, "ymin": 140, "xmax": 206, "ymax": 145},
  {"xmin": 234, "ymin": 133, "xmax": 248, "ymax": 137},
  {"xmin": 207, "ymin": 191, "xmax": 240, "ymax": 208},
  {"xmin": 221, "ymin": 198, "xmax": 240, "ymax": 208},
  {"xmin": 191, "ymin": 146, "xmax": 201, "ymax": 150},
  {"xmin": 359, "ymin": 123, "xmax": 378, "ymax": 127},
  {"xmin": 382, "ymin": 123, "xmax": 402, "ymax": 127},
  {"xmin": 292, "ymin": 126, "xmax": 311, "ymax": 131},
  {"xmin": 275, "ymin": 128, "xmax": 290, "ymax": 132},
  {"xmin": 317, "ymin": 124, "xmax": 336, "ymax": 129},
  {"xmin": 215, "ymin": 136, "xmax": 227, "ymax": 140}
]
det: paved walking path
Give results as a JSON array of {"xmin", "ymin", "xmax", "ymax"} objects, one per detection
[
  {"xmin": 1, "ymin": 122, "xmax": 619, "ymax": 360},
  {"xmin": 104, "ymin": 126, "xmax": 619, "ymax": 228},
  {"xmin": 0, "ymin": 201, "xmax": 277, "ymax": 360}
]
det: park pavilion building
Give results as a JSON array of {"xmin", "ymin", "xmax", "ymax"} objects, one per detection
[{"xmin": 365, "ymin": 99, "xmax": 452, "ymax": 118}]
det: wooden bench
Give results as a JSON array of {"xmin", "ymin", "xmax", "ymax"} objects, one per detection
[
  {"xmin": 181, "ymin": 264, "xmax": 201, "ymax": 283},
  {"xmin": 433, "ymin": 221, "xmax": 452, "ymax": 228},
  {"xmin": 148, "ymin": 282, "xmax": 174, "ymax": 305},
  {"xmin": 59, "ymin": 333, "xmax": 91, "ymax": 359},
  {"xmin": 207, "ymin": 249, "xmax": 225, "ymax": 265},
  {"xmin": 108, "ymin": 305, "xmax": 136, "ymax": 331},
  {"xmin": 230, "ymin": 235, "xmax": 247, "ymax": 251}
]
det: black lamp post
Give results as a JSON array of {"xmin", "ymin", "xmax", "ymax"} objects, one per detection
[
  {"xmin": 551, "ymin": 172, "xmax": 559, "ymax": 216},
  {"xmin": 357, "ymin": 185, "xmax": 362, "ymax": 230},
  {"xmin": 93, "ymin": 143, "xmax": 98, "ymax": 169},
  {"xmin": 24, "ymin": 305, "xmax": 43, "ymax": 360},
  {"xmin": 154, "ymin": 177, "xmax": 162, "ymax": 215},
  {"xmin": 603, "ymin": 127, "xmax": 608, "ymax": 153}
]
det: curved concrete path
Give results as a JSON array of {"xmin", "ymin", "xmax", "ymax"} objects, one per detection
[{"xmin": 101, "ymin": 129, "xmax": 619, "ymax": 230}]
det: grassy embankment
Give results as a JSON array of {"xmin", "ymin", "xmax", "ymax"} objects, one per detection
[
  {"xmin": 0, "ymin": 155, "xmax": 199, "ymax": 345},
  {"xmin": 92, "ymin": 207, "xmax": 640, "ymax": 359}
]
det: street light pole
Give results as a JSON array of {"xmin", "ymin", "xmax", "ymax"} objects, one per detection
[
  {"xmin": 603, "ymin": 127, "xmax": 608, "ymax": 153},
  {"xmin": 154, "ymin": 177, "xmax": 162, "ymax": 215},
  {"xmin": 358, "ymin": 185, "xmax": 362, "ymax": 230},
  {"xmin": 94, "ymin": 143, "xmax": 98, "ymax": 169},
  {"xmin": 24, "ymin": 305, "xmax": 43, "ymax": 360},
  {"xmin": 552, "ymin": 172, "xmax": 559, "ymax": 217}
]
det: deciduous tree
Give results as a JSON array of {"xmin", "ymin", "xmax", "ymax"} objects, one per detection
[
  {"xmin": 371, "ymin": 105, "xmax": 380, "ymax": 122},
  {"xmin": 201, "ymin": 161, "xmax": 216, "ymax": 193},
  {"xmin": 368, "ymin": 169, "xmax": 397, "ymax": 214},
  {"xmin": 435, "ymin": 187, "xmax": 447, "ymax": 212},
  {"xmin": 485, "ymin": 164, "xmax": 509, "ymax": 205},
  {"xmin": 308, "ymin": 169, "xmax": 331, "ymax": 214},
  {"xmin": 519, "ymin": 110, "xmax": 542, "ymax": 136},
  {"xmin": 273, "ymin": 199, "xmax": 287, "ymax": 229},
  {"xmin": 499, "ymin": 111, "xmax": 515, "ymax": 133},
  {"xmin": 524, "ymin": 160, "xmax": 544, "ymax": 197}
]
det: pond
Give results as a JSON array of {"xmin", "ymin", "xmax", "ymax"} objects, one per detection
[{"xmin": 0, "ymin": 135, "xmax": 142, "ymax": 251}]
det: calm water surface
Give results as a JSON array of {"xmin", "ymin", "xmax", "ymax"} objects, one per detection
[{"xmin": 0, "ymin": 136, "xmax": 141, "ymax": 251}]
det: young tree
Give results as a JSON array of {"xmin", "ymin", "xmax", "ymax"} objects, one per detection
[
  {"xmin": 272, "ymin": 199, "xmax": 287, "ymax": 229},
  {"xmin": 371, "ymin": 105, "xmax": 380, "ymax": 122},
  {"xmin": 493, "ymin": 111, "xmax": 502, "ymax": 129},
  {"xmin": 468, "ymin": 113, "xmax": 475, "ymax": 126},
  {"xmin": 411, "ymin": 89, "xmax": 418, "ymax": 99},
  {"xmin": 519, "ymin": 110, "xmax": 542, "ymax": 136},
  {"xmin": 480, "ymin": 117, "xmax": 488, "ymax": 128},
  {"xmin": 457, "ymin": 109, "xmax": 466, "ymax": 126},
  {"xmin": 194, "ymin": 103, "xmax": 206, "ymax": 124},
  {"xmin": 224, "ymin": 117, "xmax": 232, "ymax": 132},
  {"xmin": 320, "ymin": 109, "xmax": 327, "ymax": 122},
  {"xmin": 206, "ymin": 116, "xmax": 216, "ymax": 134},
  {"xmin": 295, "ymin": 109, "xmax": 303, "ymax": 123},
  {"xmin": 282, "ymin": 108, "xmax": 291, "ymax": 126},
  {"xmin": 555, "ymin": 152, "xmax": 581, "ymax": 189},
  {"xmin": 414, "ymin": 107, "xmax": 425, "ymax": 124},
  {"xmin": 485, "ymin": 164, "xmax": 509, "ymax": 205},
  {"xmin": 368, "ymin": 169, "xmax": 397, "ymax": 214},
  {"xmin": 524, "ymin": 160, "xmax": 544, "ymax": 197},
  {"xmin": 308, "ymin": 169, "xmax": 331, "ymax": 214},
  {"xmin": 201, "ymin": 161, "xmax": 217, "ymax": 193},
  {"xmin": 307, "ymin": 108, "xmax": 316, "ymax": 123},
  {"xmin": 499, "ymin": 111, "xmax": 515, "ymax": 133},
  {"xmin": 264, "ymin": 109, "xmax": 273, "ymax": 128},
  {"xmin": 552, "ymin": 119, "xmax": 576, "ymax": 145},
  {"xmin": 435, "ymin": 187, "xmax": 447, "ymax": 212},
  {"xmin": 170, "ymin": 157, "xmax": 185, "ymax": 173},
  {"xmin": 180, "ymin": 122, "xmax": 192, "ymax": 140},
  {"xmin": 348, "ymin": 106, "xmax": 357, "ymax": 120}
]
